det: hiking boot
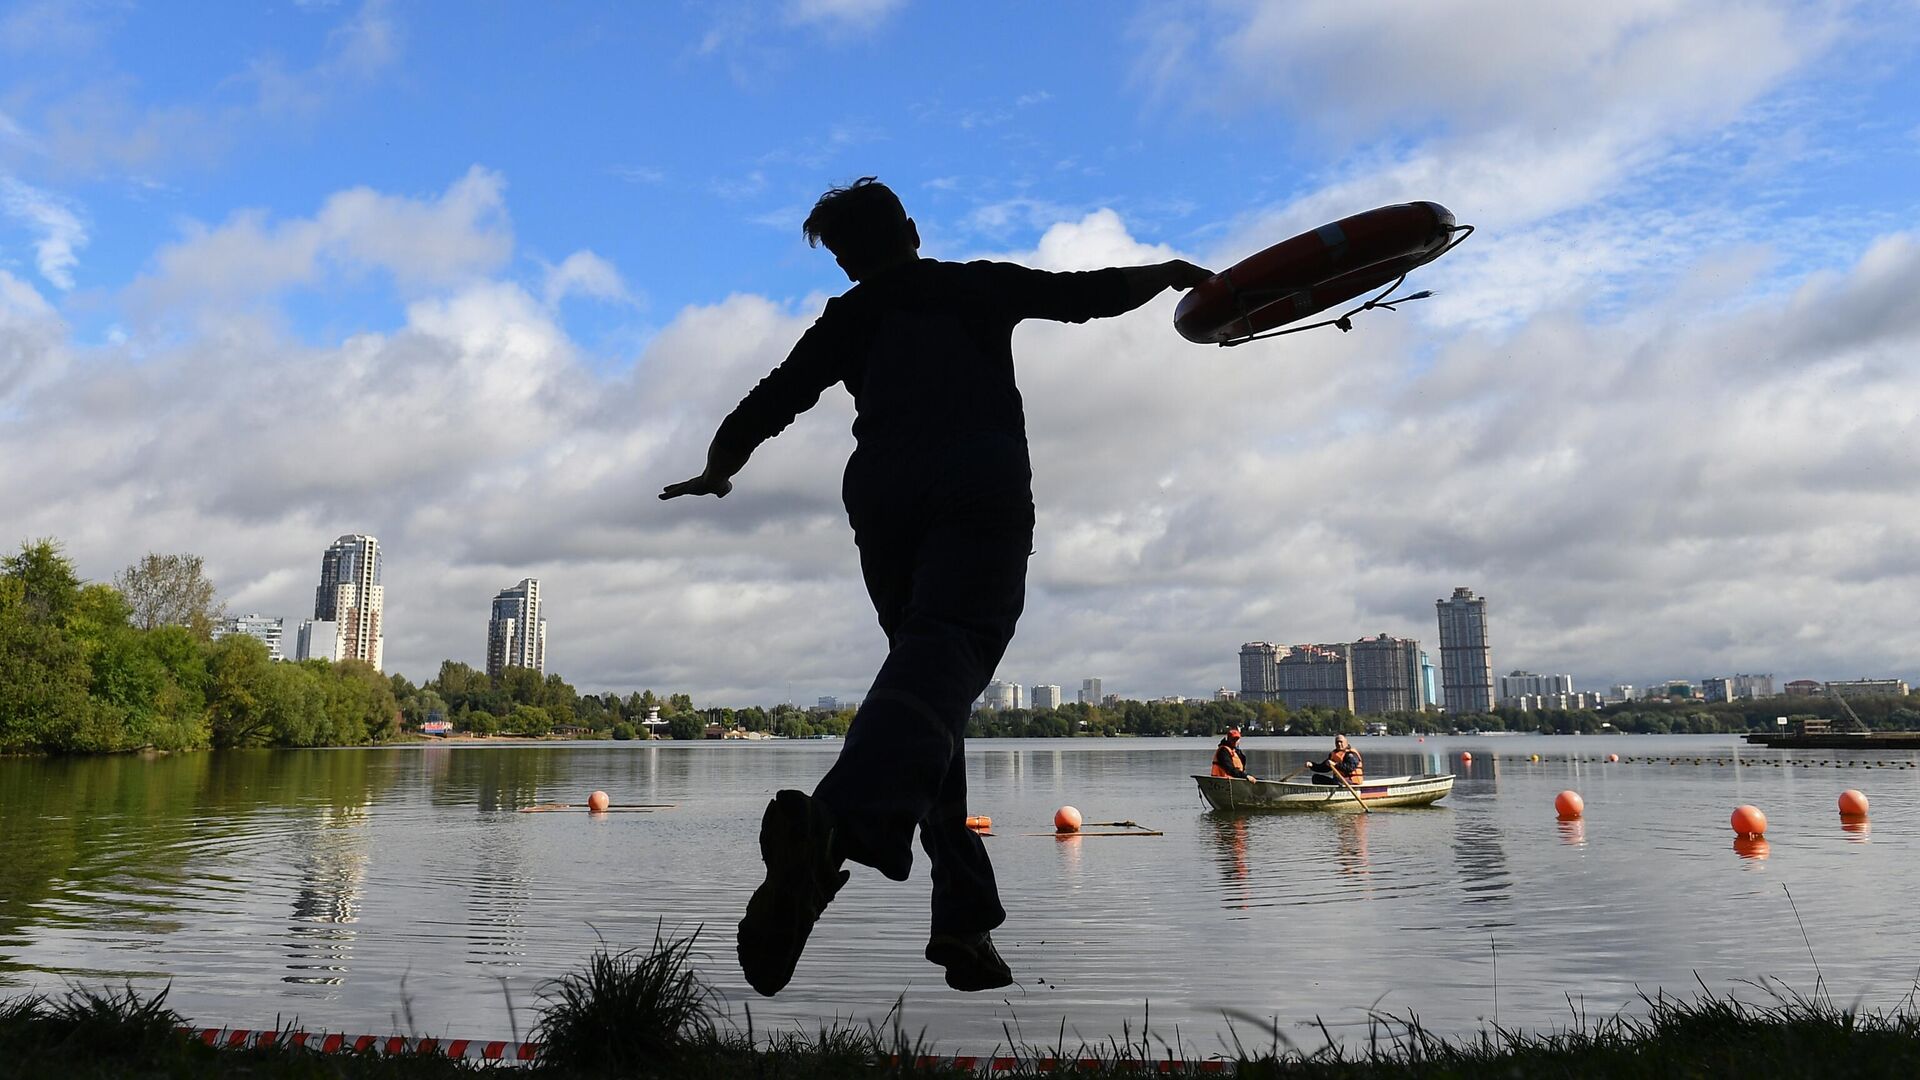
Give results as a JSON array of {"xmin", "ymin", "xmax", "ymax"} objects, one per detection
[
  {"xmin": 737, "ymin": 789, "xmax": 848, "ymax": 997},
  {"xmin": 925, "ymin": 930, "xmax": 1013, "ymax": 992}
]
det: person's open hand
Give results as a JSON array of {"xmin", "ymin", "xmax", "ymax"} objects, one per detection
[{"xmin": 659, "ymin": 474, "xmax": 732, "ymax": 500}]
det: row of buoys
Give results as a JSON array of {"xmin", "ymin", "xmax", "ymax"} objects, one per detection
[
  {"xmin": 1465, "ymin": 754, "xmax": 1912, "ymax": 767},
  {"xmin": 1551, "ymin": 789, "xmax": 1871, "ymax": 833}
]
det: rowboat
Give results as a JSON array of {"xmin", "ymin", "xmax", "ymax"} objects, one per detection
[{"xmin": 1193, "ymin": 773, "xmax": 1455, "ymax": 811}]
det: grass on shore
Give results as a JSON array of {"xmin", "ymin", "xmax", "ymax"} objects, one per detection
[{"xmin": 5, "ymin": 932, "xmax": 1920, "ymax": 1078}]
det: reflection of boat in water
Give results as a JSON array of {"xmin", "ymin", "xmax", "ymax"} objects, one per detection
[{"xmin": 1193, "ymin": 773, "xmax": 1455, "ymax": 811}]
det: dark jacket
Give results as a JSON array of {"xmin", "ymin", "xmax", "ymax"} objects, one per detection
[{"xmin": 712, "ymin": 259, "xmax": 1131, "ymax": 474}]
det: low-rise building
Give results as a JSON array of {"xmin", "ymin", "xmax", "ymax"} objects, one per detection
[
  {"xmin": 1824, "ymin": 678, "xmax": 1910, "ymax": 699},
  {"xmin": 213, "ymin": 613, "xmax": 286, "ymax": 661}
]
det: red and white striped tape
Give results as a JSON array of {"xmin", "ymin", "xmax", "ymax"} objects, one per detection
[
  {"xmin": 180, "ymin": 1028, "xmax": 1239, "ymax": 1072},
  {"xmin": 184, "ymin": 1027, "xmax": 540, "ymax": 1062}
]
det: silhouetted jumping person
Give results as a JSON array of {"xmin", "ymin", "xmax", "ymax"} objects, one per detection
[{"xmin": 661, "ymin": 177, "xmax": 1210, "ymax": 995}]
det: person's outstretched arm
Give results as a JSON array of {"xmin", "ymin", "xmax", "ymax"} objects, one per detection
[
  {"xmin": 987, "ymin": 259, "xmax": 1213, "ymax": 327},
  {"xmin": 659, "ymin": 308, "xmax": 847, "ymax": 501}
]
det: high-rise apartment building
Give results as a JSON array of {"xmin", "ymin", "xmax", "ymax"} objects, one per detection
[
  {"xmin": 1031, "ymin": 684, "xmax": 1063, "ymax": 710},
  {"xmin": 486, "ymin": 578, "xmax": 547, "ymax": 678},
  {"xmin": 1275, "ymin": 644, "xmax": 1353, "ymax": 711},
  {"xmin": 313, "ymin": 534, "xmax": 384, "ymax": 670},
  {"xmin": 1732, "ymin": 673, "xmax": 1775, "ymax": 699},
  {"xmin": 1238, "ymin": 641, "xmax": 1282, "ymax": 703},
  {"xmin": 1079, "ymin": 678, "xmax": 1103, "ymax": 705},
  {"xmin": 1351, "ymin": 634, "xmax": 1424, "ymax": 715},
  {"xmin": 1436, "ymin": 586, "xmax": 1492, "ymax": 713},
  {"xmin": 212, "ymin": 613, "xmax": 286, "ymax": 661}
]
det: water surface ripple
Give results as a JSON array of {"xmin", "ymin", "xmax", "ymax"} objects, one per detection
[{"xmin": 2, "ymin": 736, "xmax": 1916, "ymax": 1053}]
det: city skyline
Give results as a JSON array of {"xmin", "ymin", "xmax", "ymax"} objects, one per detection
[
  {"xmin": 4, "ymin": 6, "xmax": 1918, "ymax": 702},
  {"xmin": 90, "ymin": 531, "xmax": 1920, "ymax": 702}
]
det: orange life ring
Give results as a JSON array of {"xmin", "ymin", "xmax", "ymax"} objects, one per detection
[{"xmin": 1174, "ymin": 202, "xmax": 1456, "ymax": 345}]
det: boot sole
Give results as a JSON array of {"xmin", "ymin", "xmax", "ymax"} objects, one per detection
[{"xmin": 925, "ymin": 938, "xmax": 1014, "ymax": 992}]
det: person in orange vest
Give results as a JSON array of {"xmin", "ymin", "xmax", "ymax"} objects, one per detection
[
  {"xmin": 1212, "ymin": 727, "xmax": 1257, "ymax": 780},
  {"xmin": 1307, "ymin": 733, "xmax": 1364, "ymax": 786}
]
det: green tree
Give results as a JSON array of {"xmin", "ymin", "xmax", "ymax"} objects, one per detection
[
  {"xmin": 261, "ymin": 661, "xmax": 328, "ymax": 745},
  {"xmin": 3, "ymin": 539, "xmax": 83, "ymax": 625},
  {"xmin": 507, "ymin": 704, "xmax": 553, "ymax": 736},
  {"xmin": 205, "ymin": 634, "xmax": 276, "ymax": 747},
  {"xmin": 666, "ymin": 714, "xmax": 703, "ymax": 740}
]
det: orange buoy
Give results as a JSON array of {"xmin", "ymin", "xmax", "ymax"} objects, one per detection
[
  {"xmin": 965, "ymin": 815, "xmax": 993, "ymax": 831},
  {"xmin": 1606, "ymin": 753, "xmax": 1619, "ymax": 763},
  {"xmin": 1554, "ymin": 790, "xmax": 1584, "ymax": 820},
  {"xmin": 587, "ymin": 790, "xmax": 610, "ymax": 813},
  {"xmin": 1730, "ymin": 804, "xmax": 1767, "ymax": 837},
  {"xmin": 1460, "ymin": 751, "xmax": 1473, "ymax": 763},
  {"xmin": 1053, "ymin": 806, "xmax": 1083, "ymax": 834},
  {"xmin": 1838, "ymin": 790, "xmax": 1868, "ymax": 816}
]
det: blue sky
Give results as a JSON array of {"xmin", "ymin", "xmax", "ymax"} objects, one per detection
[{"xmin": 5, "ymin": 1, "xmax": 1920, "ymax": 700}]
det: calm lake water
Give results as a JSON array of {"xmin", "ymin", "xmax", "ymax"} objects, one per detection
[{"xmin": 3, "ymin": 735, "xmax": 1917, "ymax": 1056}]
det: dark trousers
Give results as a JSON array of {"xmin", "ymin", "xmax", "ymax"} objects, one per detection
[{"xmin": 811, "ymin": 437, "xmax": 1029, "ymax": 937}]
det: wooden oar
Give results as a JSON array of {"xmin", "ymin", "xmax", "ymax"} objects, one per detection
[
  {"xmin": 1331, "ymin": 769, "xmax": 1371, "ymax": 814},
  {"xmin": 1268, "ymin": 763, "xmax": 1311, "ymax": 784}
]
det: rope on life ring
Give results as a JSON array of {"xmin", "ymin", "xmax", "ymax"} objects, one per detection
[{"xmin": 1217, "ymin": 223, "xmax": 1474, "ymax": 347}]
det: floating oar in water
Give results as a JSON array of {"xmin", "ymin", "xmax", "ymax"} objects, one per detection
[
  {"xmin": 516, "ymin": 803, "xmax": 677, "ymax": 813},
  {"xmin": 1025, "ymin": 829, "xmax": 1166, "ymax": 837},
  {"xmin": 1024, "ymin": 820, "xmax": 1164, "ymax": 837}
]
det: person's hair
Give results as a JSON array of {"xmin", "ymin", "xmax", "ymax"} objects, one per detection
[{"xmin": 803, "ymin": 177, "xmax": 912, "ymax": 270}]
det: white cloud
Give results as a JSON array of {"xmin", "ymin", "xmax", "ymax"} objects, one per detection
[
  {"xmin": 0, "ymin": 267, "xmax": 65, "ymax": 401},
  {"xmin": 10, "ymin": 167, "xmax": 1920, "ymax": 702},
  {"xmin": 6, "ymin": 1, "xmax": 398, "ymax": 175},
  {"xmin": 137, "ymin": 166, "xmax": 512, "ymax": 310},
  {"xmin": 541, "ymin": 250, "xmax": 633, "ymax": 309},
  {"xmin": 0, "ymin": 176, "xmax": 87, "ymax": 289},
  {"xmin": 785, "ymin": 0, "xmax": 904, "ymax": 31}
]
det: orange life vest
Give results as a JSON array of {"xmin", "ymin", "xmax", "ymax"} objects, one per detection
[
  {"xmin": 1325, "ymin": 744, "xmax": 1364, "ymax": 784},
  {"xmin": 1212, "ymin": 741, "xmax": 1247, "ymax": 778}
]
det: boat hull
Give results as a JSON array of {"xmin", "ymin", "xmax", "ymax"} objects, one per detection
[{"xmin": 1194, "ymin": 772, "xmax": 1455, "ymax": 811}]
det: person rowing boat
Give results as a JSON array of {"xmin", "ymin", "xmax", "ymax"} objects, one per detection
[{"xmin": 1306, "ymin": 733, "xmax": 1363, "ymax": 786}]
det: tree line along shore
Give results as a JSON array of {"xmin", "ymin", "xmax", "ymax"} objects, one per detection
[{"xmin": 6, "ymin": 538, "xmax": 1914, "ymax": 756}]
